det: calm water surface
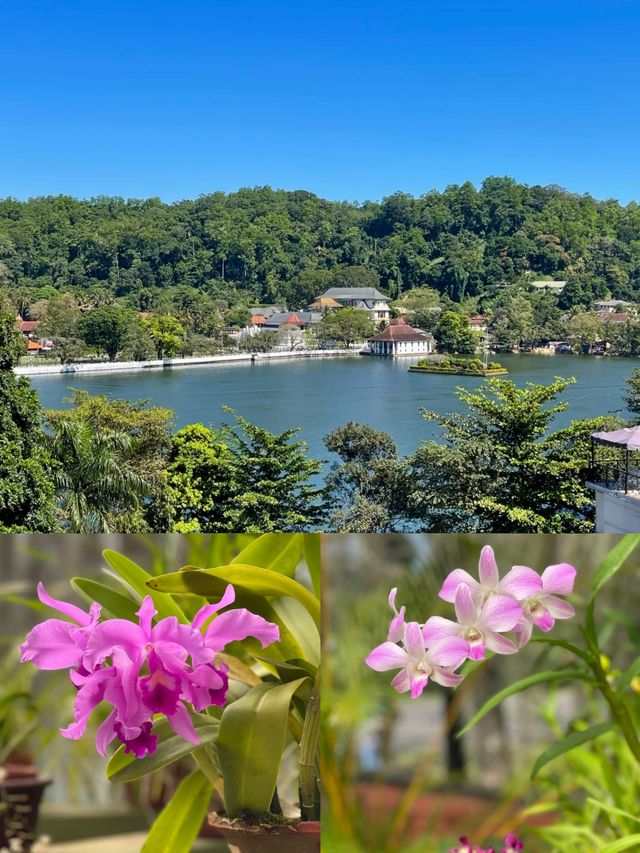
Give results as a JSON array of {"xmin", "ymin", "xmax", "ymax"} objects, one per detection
[{"xmin": 31, "ymin": 354, "xmax": 633, "ymax": 462}]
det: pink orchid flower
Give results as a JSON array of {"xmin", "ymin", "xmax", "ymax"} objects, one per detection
[
  {"xmin": 20, "ymin": 584, "xmax": 280, "ymax": 759},
  {"xmin": 19, "ymin": 583, "xmax": 101, "ymax": 670},
  {"xmin": 501, "ymin": 834, "xmax": 524, "ymax": 853},
  {"xmin": 424, "ymin": 583, "xmax": 522, "ymax": 661},
  {"xmin": 514, "ymin": 563, "xmax": 576, "ymax": 647},
  {"xmin": 366, "ymin": 621, "xmax": 468, "ymax": 698},
  {"xmin": 440, "ymin": 546, "xmax": 543, "ymax": 606}
]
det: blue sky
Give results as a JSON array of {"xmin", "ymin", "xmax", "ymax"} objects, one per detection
[{"xmin": 1, "ymin": 0, "xmax": 639, "ymax": 203}]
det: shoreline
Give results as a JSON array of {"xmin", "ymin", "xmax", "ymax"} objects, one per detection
[{"xmin": 14, "ymin": 348, "xmax": 358, "ymax": 377}]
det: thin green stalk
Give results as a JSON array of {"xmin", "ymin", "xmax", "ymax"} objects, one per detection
[
  {"xmin": 591, "ymin": 657, "xmax": 640, "ymax": 767},
  {"xmin": 299, "ymin": 668, "xmax": 321, "ymax": 821}
]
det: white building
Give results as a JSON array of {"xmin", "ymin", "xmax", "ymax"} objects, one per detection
[{"xmin": 368, "ymin": 318, "xmax": 434, "ymax": 357}]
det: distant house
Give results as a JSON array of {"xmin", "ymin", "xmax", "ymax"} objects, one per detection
[
  {"xmin": 467, "ymin": 315, "xmax": 488, "ymax": 333},
  {"xmin": 307, "ymin": 296, "xmax": 342, "ymax": 311},
  {"xmin": 368, "ymin": 318, "xmax": 434, "ymax": 357},
  {"xmin": 597, "ymin": 312, "xmax": 629, "ymax": 325},
  {"xmin": 315, "ymin": 287, "xmax": 391, "ymax": 325},
  {"xmin": 250, "ymin": 306, "xmax": 286, "ymax": 320},
  {"xmin": 593, "ymin": 299, "xmax": 634, "ymax": 314},
  {"xmin": 531, "ymin": 281, "xmax": 566, "ymax": 293},
  {"xmin": 263, "ymin": 311, "xmax": 322, "ymax": 330},
  {"xmin": 16, "ymin": 317, "xmax": 40, "ymax": 337}
]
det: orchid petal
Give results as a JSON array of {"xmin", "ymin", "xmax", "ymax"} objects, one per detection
[
  {"xmin": 403, "ymin": 621, "xmax": 425, "ymax": 660},
  {"xmin": 409, "ymin": 672, "xmax": 429, "ymax": 698},
  {"xmin": 422, "ymin": 616, "xmax": 460, "ymax": 646},
  {"xmin": 95, "ymin": 709, "xmax": 118, "ymax": 757},
  {"xmin": 204, "ymin": 609, "xmax": 280, "ymax": 651},
  {"xmin": 478, "ymin": 546, "xmax": 499, "ymax": 587},
  {"xmin": 365, "ymin": 642, "xmax": 408, "ymax": 671},
  {"xmin": 20, "ymin": 620, "xmax": 84, "ymax": 670},
  {"xmin": 541, "ymin": 563, "xmax": 576, "ymax": 595},
  {"xmin": 168, "ymin": 703, "xmax": 199, "ymax": 744},
  {"xmin": 513, "ymin": 619, "xmax": 533, "ymax": 649},
  {"xmin": 431, "ymin": 667, "xmax": 464, "ymax": 688},
  {"xmin": 152, "ymin": 618, "xmax": 211, "ymax": 664},
  {"xmin": 439, "ymin": 570, "xmax": 479, "ymax": 603},
  {"xmin": 387, "ymin": 607, "xmax": 406, "ymax": 643},
  {"xmin": 136, "ymin": 597, "xmax": 157, "ymax": 637},
  {"xmin": 498, "ymin": 566, "xmax": 543, "ymax": 600},
  {"xmin": 480, "ymin": 594, "xmax": 522, "ymax": 633},
  {"xmin": 454, "ymin": 584, "xmax": 477, "ymax": 626},
  {"xmin": 541, "ymin": 595, "xmax": 575, "ymax": 620},
  {"xmin": 388, "ymin": 588, "xmax": 399, "ymax": 613},
  {"xmin": 83, "ymin": 620, "xmax": 146, "ymax": 669},
  {"xmin": 390, "ymin": 669, "xmax": 411, "ymax": 693},
  {"xmin": 484, "ymin": 630, "xmax": 519, "ymax": 655},
  {"xmin": 426, "ymin": 636, "xmax": 469, "ymax": 668},
  {"xmin": 36, "ymin": 582, "xmax": 92, "ymax": 626},
  {"xmin": 192, "ymin": 584, "xmax": 236, "ymax": 630}
]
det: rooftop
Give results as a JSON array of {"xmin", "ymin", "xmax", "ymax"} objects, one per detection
[
  {"xmin": 369, "ymin": 317, "xmax": 432, "ymax": 342},
  {"xmin": 319, "ymin": 287, "xmax": 390, "ymax": 302}
]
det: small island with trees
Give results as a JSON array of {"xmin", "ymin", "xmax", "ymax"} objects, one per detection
[{"xmin": 409, "ymin": 356, "xmax": 508, "ymax": 376}]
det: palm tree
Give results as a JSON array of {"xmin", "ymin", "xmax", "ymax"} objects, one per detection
[{"xmin": 50, "ymin": 420, "xmax": 149, "ymax": 533}]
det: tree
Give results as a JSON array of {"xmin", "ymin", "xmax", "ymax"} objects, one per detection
[
  {"xmin": 410, "ymin": 377, "xmax": 618, "ymax": 532},
  {"xmin": 162, "ymin": 423, "xmax": 237, "ymax": 532},
  {"xmin": 488, "ymin": 295, "xmax": 535, "ymax": 351},
  {"xmin": 144, "ymin": 314, "xmax": 185, "ymax": 358},
  {"xmin": 317, "ymin": 308, "xmax": 374, "ymax": 348},
  {"xmin": 162, "ymin": 412, "xmax": 324, "ymax": 532},
  {"xmin": 625, "ymin": 368, "xmax": 640, "ymax": 418},
  {"xmin": 79, "ymin": 305, "xmax": 135, "ymax": 360},
  {"xmin": 223, "ymin": 411, "xmax": 324, "ymax": 532},
  {"xmin": 434, "ymin": 311, "xmax": 478, "ymax": 353},
  {"xmin": 324, "ymin": 423, "xmax": 413, "ymax": 531},
  {"xmin": 0, "ymin": 309, "xmax": 58, "ymax": 532},
  {"xmin": 36, "ymin": 292, "xmax": 81, "ymax": 338},
  {"xmin": 50, "ymin": 419, "xmax": 150, "ymax": 532},
  {"xmin": 565, "ymin": 311, "xmax": 602, "ymax": 353}
]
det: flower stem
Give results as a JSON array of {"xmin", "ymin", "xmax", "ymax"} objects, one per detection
[
  {"xmin": 591, "ymin": 658, "xmax": 640, "ymax": 766},
  {"xmin": 299, "ymin": 668, "xmax": 321, "ymax": 821}
]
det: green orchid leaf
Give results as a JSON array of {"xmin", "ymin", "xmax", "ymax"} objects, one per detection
[
  {"xmin": 586, "ymin": 535, "xmax": 640, "ymax": 647},
  {"xmin": 601, "ymin": 835, "xmax": 640, "ymax": 853},
  {"xmin": 148, "ymin": 564, "xmax": 320, "ymax": 629},
  {"xmin": 458, "ymin": 669, "xmax": 584, "ymax": 737},
  {"xmin": 591, "ymin": 535, "xmax": 640, "ymax": 599},
  {"xmin": 531, "ymin": 722, "xmax": 615, "ymax": 779},
  {"xmin": 103, "ymin": 549, "xmax": 186, "ymax": 622},
  {"xmin": 141, "ymin": 769, "xmax": 212, "ymax": 853},
  {"xmin": 231, "ymin": 533, "xmax": 304, "ymax": 577},
  {"xmin": 303, "ymin": 533, "xmax": 321, "ymax": 597},
  {"xmin": 217, "ymin": 677, "xmax": 310, "ymax": 817},
  {"xmin": 107, "ymin": 713, "xmax": 219, "ymax": 782},
  {"xmin": 71, "ymin": 577, "xmax": 139, "ymax": 621}
]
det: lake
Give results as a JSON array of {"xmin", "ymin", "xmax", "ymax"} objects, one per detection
[{"xmin": 30, "ymin": 353, "xmax": 634, "ymax": 462}]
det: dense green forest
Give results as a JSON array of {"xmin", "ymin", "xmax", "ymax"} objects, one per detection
[{"xmin": 2, "ymin": 177, "xmax": 640, "ymax": 311}]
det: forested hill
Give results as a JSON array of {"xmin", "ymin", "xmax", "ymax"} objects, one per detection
[{"xmin": 1, "ymin": 177, "xmax": 640, "ymax": 310}]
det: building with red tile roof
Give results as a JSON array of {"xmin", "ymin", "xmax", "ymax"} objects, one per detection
[{"xmin": 368, "ymin": 317, "xmax": 434, "ymax": 357}]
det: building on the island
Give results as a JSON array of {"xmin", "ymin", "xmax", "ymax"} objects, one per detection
[
  {"xmin": 593, "ymin": 299, "xmax": 634, "ymax": 314},
  {"xmin": 530, "ymin": 280, "xmax": 566, "ymax": 293},
  {"xmin": 588, "ymin": 427, "xmax": 640, "ymax": 532},
  {"xmin": 367, "ymin": 317, "xmax": 434, "ymax": 357},
  {"xmin": 467, "ymin": 315, "xmax": 488, "ymax": 333},
  {"xmin": 314, "ymin": 287, "xmax": 391, "ymax": 325}
]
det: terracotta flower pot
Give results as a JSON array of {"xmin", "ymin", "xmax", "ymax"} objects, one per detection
[
  {"xmin": 0, "ymin": 766, "xmax": 52, "ymax": 851},
  {"xmin": 208, "ymin": 814, "xmax": 320, "ymax": 853}
]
